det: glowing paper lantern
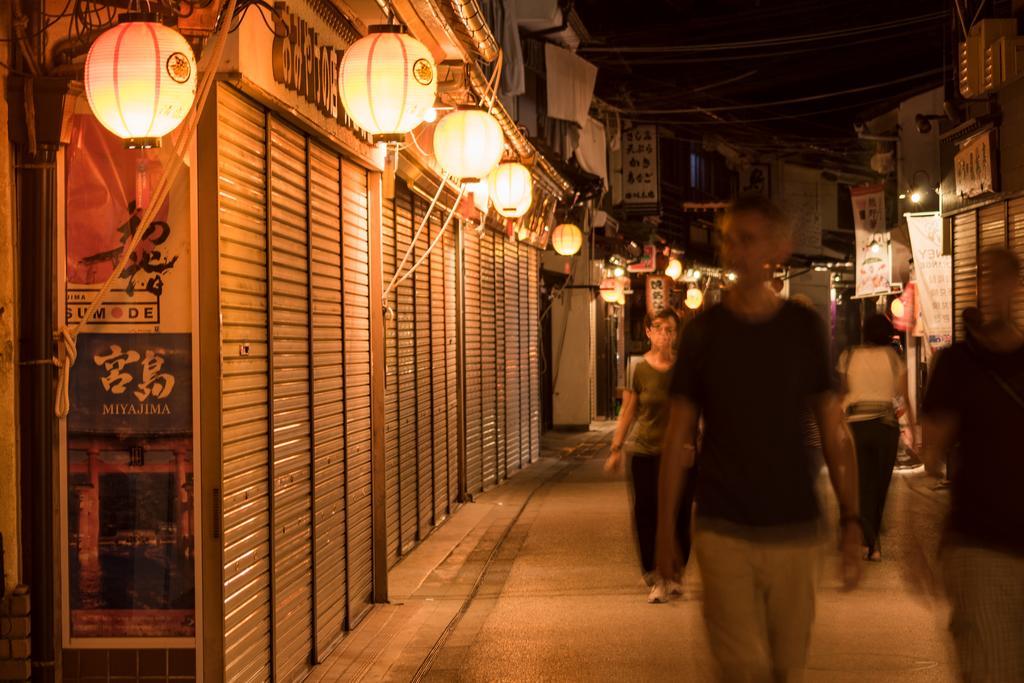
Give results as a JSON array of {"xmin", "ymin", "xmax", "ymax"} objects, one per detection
[
  {"xmin": 890, "ymin": 298, "xmax": 904, "ymax": 318},
  {"xmin": 468, "ymin": 180, "xmax": 489, "ymax": 214},
  {"xmin": 339, "ymin": 26, "xmax": 437, "ymax": 142},
  {"xmin": 665, "ymin": 258, "xmax": 683, "ymax": 280},
  {"xmin": 600, "ymin": 277, "xmax": 623, "ymax": 303},
  {"xmin": 685, "ymin": 286, "xmax": 704, "ymax": 310},
  {"xmin": 551, "ymin": 223, "xmax": 583, "ymax": 256},
  {"xmin": 433, "ymin": 106, "xmax": 505, "ymax": 182},
  {"xmin": 489, "ymin": 162, "xmax": 533, "ymax": 218},
  {"xmin": 84, "ymin": 16, "xmax": 197, "ymax": 148}
]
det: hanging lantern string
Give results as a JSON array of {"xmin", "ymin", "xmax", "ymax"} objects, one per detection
[
  {"xmin": 53, "ymin": 0, "xmax": 238, "ymax": 419},
  {"xmin": 388, "ymin": 184, "xmax": 468, "ymax": 294},
  {"xmin": 381, "ymin": 171, "xmax": 451, "ymax": 302}
]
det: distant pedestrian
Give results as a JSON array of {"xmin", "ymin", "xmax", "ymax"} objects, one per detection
[
  {"xmin": 839, "ymin": 313, "xmax": 914, "ymax": 561},
  {"xmin": 606, "ymin": 308, "xmax": 695, "ymax": 603},
  {"xmin": 657, "ymin": 196, "xmax": 862, "ymax": 682},
  {"xmin": 923, "ymin": 247, "xmax": 1024, "ymax": 682}
]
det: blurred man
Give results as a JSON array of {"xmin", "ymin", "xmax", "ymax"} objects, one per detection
[
  {"xmin": 656, "ymin": 196, "xmax": 862, "ymax": 682},
  {"xmin": 923, "ymin": 248, "xmax": 1024, "ymax": 682}
]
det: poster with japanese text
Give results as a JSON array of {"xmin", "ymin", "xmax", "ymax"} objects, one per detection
[
  {"xmin": 646, "ymin": 275, "xmax": 671, "ymax": 316},
  {"xmin": 621, "ymin": 125, "xmax": 659, "ymax": 211},
  {"xmin": 851, "ymin": 184, "xmax": 892, "ymax": 298},
  {"xmin": 64, "ymin": 114, "xmax": 195, "ymax": 641},
  {"xmin": 906, "ymin": 212, "xmax": 952, "ymax": 349}
]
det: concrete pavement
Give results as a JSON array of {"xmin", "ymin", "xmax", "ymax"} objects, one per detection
[{"xmin": 313, "ymin": 423, "xmax": 957, "ymax": 682}]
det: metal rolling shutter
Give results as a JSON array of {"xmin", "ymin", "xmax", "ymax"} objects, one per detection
[
  {"xmin": 395, "ymin": 186, "xmax": 418, "ymax": 552},
  {"xmin": 341, "ymin": 159, "xmax": 374, "ymax": 625},
  {"xmin": 463, "ymin": 227, "xmax": 484, "ymax": 493},
  {"xmin": 528, "ymin": 248, "xmax": 541, "ymax": 461},
  {"xmin": 1009, "ymin": 199, "xmax": 1024, "ymax": 329},
  {"xmin": 978, "ymin": 204, "xmax": 1007, "ymax": 320},
  {"xmin": 308, "ymin": 141, "xmax": 347, "ymax": 653},
  {"xmin": 480, "ymin": 231, "xmax": 498, "ymax": 488},
  {"xmin": 216, "ymin": 86, "xmax": 274, "ymax": 683},
  {"xmin": 494, "ymin": 235, "xmax": 507, "ymax": 482},
  {"xmin": 382, "ymin": 193, "xmax": 400, "ymax": 566},
  {"xmin": 518, "ymin": 245, "xmax": 530, "ymax": 467},
  {"xmin": 952, "ymin": 212, "xmax": 978, "ymax": 342},
  {"xmin": 430, "ymin": 204, "xmax": 450, "ymax": 522},
  {"xmin": 414, "ymin": 196, "xmax": 434, "ymax": 537},
  {"xmin": 504, "ymin": 240, "xmax": 521, "ymax": 472},
  {"xmin": 268, "ymin": 117, "xmax": 315, "ymax": 681},
  {"xmin": 444, "ymin": 225, "xmax": 459, "ymax": 507}
]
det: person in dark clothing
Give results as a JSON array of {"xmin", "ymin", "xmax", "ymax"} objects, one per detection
[
  {"xmin": 923, "ymin": 247, "xmax": 1024, "ymax": 682},
  {"xmin": 656, "ymin": 196, "xmax": 862, "ymax": 682},
  {"xmin": 839, "ymin": 314, "xmax": 914, "ymax": 561},
  {"xmin": 606, "ymin": 308, "xmax": 694, "ymax": 603}
]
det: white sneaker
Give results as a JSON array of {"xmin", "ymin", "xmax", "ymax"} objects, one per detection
[
  {"xmin": 648, "ymin": 581, "xmax": 669, "ymax": 603},
  {"xmin": 665, "ymin": 579, "xmax": 684, "ymax": 597}
]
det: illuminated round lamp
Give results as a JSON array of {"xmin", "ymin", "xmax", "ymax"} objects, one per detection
[
  {"xmin": 599, "ymin": 277, "xmax": 622, "ymax": 303},
  {"xmin": 685, "ymin": 286, "xmax": 704, "ymax": 310},
  {"xmin": 339, "ymin": 26, "xmax": 437, "ymax": 143},
  {"xmin": 84, "ymin": 14, "xmax": 197, "ymax": 148},
  {"xmin": 468, "ymin": 180, "xmax": 490, "ymax": 214},
  {"xmin": 890, "ymin": 297, "xmax": 905, "ymax": 318},
  {"xmin": 489, "ymin": 162, "xmax": 533, "ymax": 218},
  {"xmin": 665, "ymin": 258, "xmax": 683, "ymax": 280},
  {"xmin": 551, "ymin": 223, "xmax": 583, "ymax": 256},
  {"xmin": 433, "ymin": 106, "xmax": 505, "ymax": 182}
]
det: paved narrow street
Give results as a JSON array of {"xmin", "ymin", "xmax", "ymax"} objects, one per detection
[{"xmin": 314, "ymin": 424, "xmax": 957, "ymax": 682}]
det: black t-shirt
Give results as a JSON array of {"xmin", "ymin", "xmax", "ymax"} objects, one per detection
[
  {"xmin": 669, "ymin": 301, "xmax": 834, "ymax": 529},
  {"xmin": 923, "ymin": 341, "xmax": 1024, "ymax": 555}
]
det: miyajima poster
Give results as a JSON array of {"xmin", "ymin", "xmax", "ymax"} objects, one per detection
[{"xmin": 63, "ymin": 113, "xmax": 196, "ymax": 641}]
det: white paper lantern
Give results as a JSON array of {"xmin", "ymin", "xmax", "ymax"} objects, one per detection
[
  {"xmin": 551, "ymin": 223, "xmax": 583, "ymax": 256},
  {"xmin": 665, "ymin": 258, "xmax": 683, "ymax": 280},
  {"xmin": 339, "ymin": 26, "xmax": 437, "ymax": 142},
  {"xmin": 85, "ymin": 16, "xmax": 197, "ymax": 148},
  {"xmin": 433, "ymin": 106, "xmax": 505, "ymax": 182},
  {"xmin": 468, "ymin": 180, "xmax": 489, "ymax": 214},
  {"xmin": 685, "ymin": 286, "xmax": 704, "ymax": 310},
  {"xmin": 600, "ymin": 277, "xmax": 623, "ymax": 303},
  {"xmin": 489, "ymin": 162, "xmax": 533, "ymax": 218}
]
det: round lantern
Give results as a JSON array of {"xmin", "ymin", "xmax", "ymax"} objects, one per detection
[
  {"xmin": 489, "ymin": 162, "xmax": 533, "ymax": 218},
  {"xmin": 551, "ymin": 223, "xmax": 583, "ymax": 256},
  {"xmin": 433, "ymin": 106, "xmax": 505, "ymax": 182},
  {"xmin": 84, "ymin": 15, "xmax": 197, "ymax": 148},
  {"xmin": 685, "ymin": 286, "xmax": 704, "ymax": 310},
  {"xmin": 468, "ymin": 180, "xmax": 489, "ymax": 214},
  {"xmin": 339, "ymin": 26, "xmax": 437, "ymax": 142},
  {"xmin": 600, "ymin": 277, "xmax": 623, "ymax": 303},
  {"xmin": 665, "ymin": 258, "xmax": 683, "ymax": 280}
]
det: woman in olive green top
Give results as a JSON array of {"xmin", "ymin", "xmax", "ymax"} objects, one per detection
[{"xmin": 606, "ymin": 308, "xmax": 695, "ymax": 603}]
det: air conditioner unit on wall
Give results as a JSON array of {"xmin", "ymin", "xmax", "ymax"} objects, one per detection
[{"xmin": 960, "ymin": 19, "xmax": 1018, "ymax": 97}]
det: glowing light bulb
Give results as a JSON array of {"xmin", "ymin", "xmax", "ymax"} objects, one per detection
[
  {"xmin": 910, "ymin": 190, "xmax": 923, "ymax": 204},
  {"xmin": 613, "ymin": 266, "xmax": 625, "ymax": 278}
]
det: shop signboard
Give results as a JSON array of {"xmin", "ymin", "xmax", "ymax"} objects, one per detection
[
  {"xmin": 954, "ymin": 129, "xmax": 996, "ymax": 198},
  {"xmin": 646, "ymin": 275, "xmax": 671, "ymax": 315},
  {"xmin": 62, "ymin": 114, "xmax": 196, "ymax": 644},
  {"xmin": 906, "ymin": 212, "xmax": 953, "ymax": 349},
  {"xmin": 740, "ymin": 162, "xmax": 771, "ymax": 197},
  {"xmin": 621, "ymin": 125, "xmax": 659, "ymax": 212},
  {"xmin": 851, "ymin": 183, "xmax": 892, "ymax": 298},
  {"xmin": 627, "ymin": 244, "xmax": 657, "ymax": 273}
]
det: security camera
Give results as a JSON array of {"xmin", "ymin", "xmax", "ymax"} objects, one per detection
[{"xmin": 915, "ymin": 113, "xmax": 933, "ymax": 134}]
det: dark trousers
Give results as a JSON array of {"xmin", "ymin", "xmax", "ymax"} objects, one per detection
[
  {"xmin": 629, "ymin": 453, "xmax": 696, "ymax": 574},
  {"xmin": 850, "ymin": 419, "xmax": 900, "ymax": 550}
]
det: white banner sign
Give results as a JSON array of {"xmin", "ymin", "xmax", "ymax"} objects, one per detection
[
  {"xmin": 851, "ymin": 183, "xmax": 891, "ymax": 297},
  {"xmin": 906, "ymin": 212, "xmax": 953, "ymax": 349},
  {"xmin": 621, "ymin": 125, "xmax": 659, "ymax": 211}
]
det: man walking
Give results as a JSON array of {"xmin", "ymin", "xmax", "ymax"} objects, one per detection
[{"xmin": 656, "ymin": 196, "xmax": 862, "ymax": 682}]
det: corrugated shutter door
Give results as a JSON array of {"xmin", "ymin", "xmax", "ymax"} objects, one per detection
[
  {"xmin": 978, "ymin": 204, "xmax": 1007, "ymax": 320},
  {"xmin": 494, "ymin": 235, "xmax": 507, "ymax": 481},
  {"xmin": 463, "ymin": 227, "xmax": 483, "ymax": 493},
  {"xmin": 504, "ymin": 240, "xmax": 521, "ymax": 471},
  {"xmin": 309, "ymin": 141, "xmax": 346, "ymax": 652},
  {"xmin": 268, "ymin": 116, "xmax": 315, "ymax": 682},
  {"xmin": 480, "ymin": 231, "xmax": 498, "ymax": 487},
  {"xmin": 528, "ymin": 248, "xmax": 541, "ymax": 461},
  {"xmin": 952, "ymin": 212, "xmax": 978, "ymax": 342},
  {"xmin": 395, "ymin": 187, "xmax": 418, "ymax": 552},
  {"xmin": 430, "ymin": 205, "xmax": 450, "ymax": 522},
  {"xmin": 414, "ymin": 196, "xmax": 434, "ymax": 536},
  {"xmin": 444, "ymin": 226, "xmax": 459, "ymax": 506},
  {"xmin": 1009, "ymin": 199, "xmax": 1024, "ymax": 329},
  {"xmin": 342, "ymin": 159, "xmax": 374, "ymax": 625},
  {"xmin": 382, "ymin": 194, "xmax": 400, "ymax": 565},
  {"xmin": 216, "ymin": 86, "xmax": 273, "ymax": 682},
  {"xmin": 519, "ymin": 245, "xmax": 530, "ymax": 466}
]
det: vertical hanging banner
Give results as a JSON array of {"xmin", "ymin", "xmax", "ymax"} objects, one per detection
[
  {"xmin": 851, "ymin": 183, "xmax": 892, "ymax": 298},
  {"xmin": 63, "ymin": 114, "xmax": 195, "ymax": 642},
  {"xmin": 646, "ymin": 275, "xmax": 671, "ymax": 315},
  {"xmin": 906, "ymin": 212, "xmax": 953, "ymax": 349},
  {"xmin": 621, "ymin": 125, "xmax": 659, "ymax": 212}
]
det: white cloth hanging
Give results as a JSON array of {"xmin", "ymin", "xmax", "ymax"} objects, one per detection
[{"xmin": 544, "ymin": 43, "xmax": 597, "ymax": 127}]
